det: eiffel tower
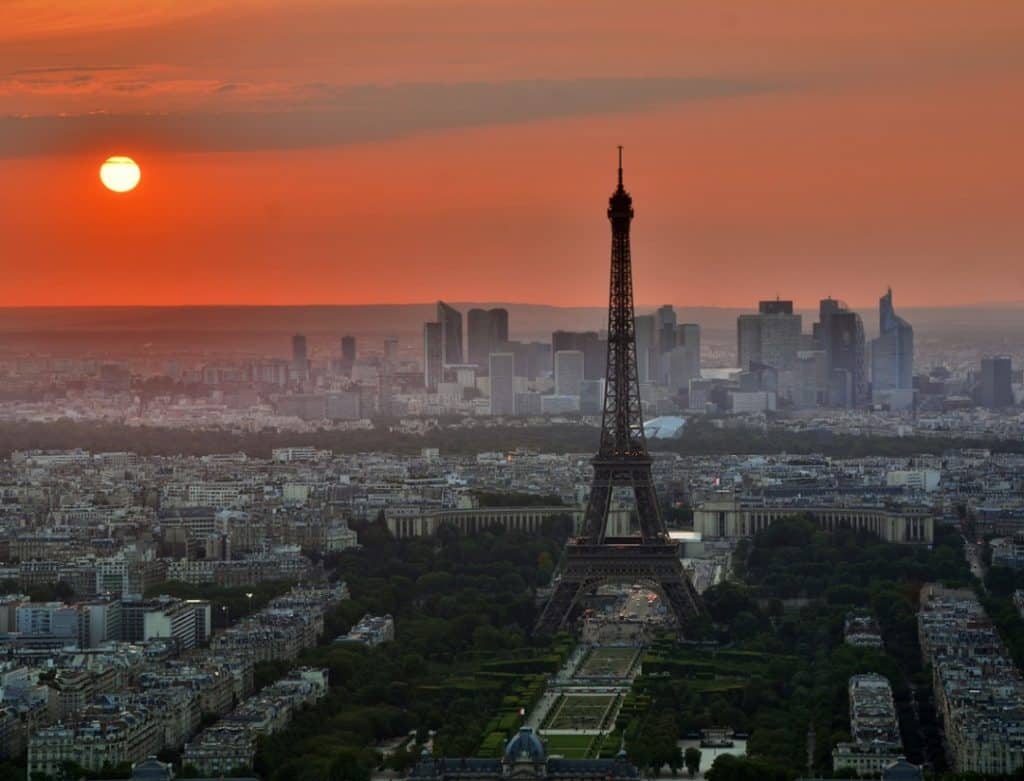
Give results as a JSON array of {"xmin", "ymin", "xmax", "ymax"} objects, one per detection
[{"xmin": 535, "ymin": 149, "xmax": 703, "ymax": 635}]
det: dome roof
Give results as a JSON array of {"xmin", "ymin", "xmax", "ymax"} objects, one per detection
[{"xmin": 504, "ymin": 727, "xmax": 546, "ymax": 762}]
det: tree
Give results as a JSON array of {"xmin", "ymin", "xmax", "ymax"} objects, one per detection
[
  {"xmin": 684, "ymin": 747, "xmax": 702, "ymax": 778},
  {"xmin": 668, "ymin": 745, "xmax": 684, "ymax": 777},
  {"xmin": 329, "ymin": 750, "xmax": 371, "ymax": 781},
  {"xmin": 705, "ymin": 754, "xmax": 789, "ymax": 781}
]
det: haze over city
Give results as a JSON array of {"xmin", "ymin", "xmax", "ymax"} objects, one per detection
[{"xmin": 2, "ymin": 5, "xmax": 1024, "ymax": 781}]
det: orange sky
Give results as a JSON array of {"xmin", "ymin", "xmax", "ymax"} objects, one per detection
[{"xmin": 2, "ymin": 0, "xmax": 1023, "ymax": 308}]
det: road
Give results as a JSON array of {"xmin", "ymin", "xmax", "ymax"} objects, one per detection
[{"xmin": 962, "ymin": 534, "xmax": 987, "ymax": 585}]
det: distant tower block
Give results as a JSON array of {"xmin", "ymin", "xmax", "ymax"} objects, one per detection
[{"xmin": 535, "ymin": 150, "xmax": 702, "ymax": 635}]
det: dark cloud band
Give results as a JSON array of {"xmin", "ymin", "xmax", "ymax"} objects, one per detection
[{"xmin": 0, "ymin": 76, "xmax": 778, "ymax": 158}]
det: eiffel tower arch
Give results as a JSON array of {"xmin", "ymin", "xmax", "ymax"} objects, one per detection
[{"xmin": 535, "ymin": 150, "xmax": 703, "ymax": 636}]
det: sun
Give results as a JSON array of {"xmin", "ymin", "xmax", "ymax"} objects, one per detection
[{"xmin": 99, "ymin": 156, "xmax": 141, "ymax": 193}]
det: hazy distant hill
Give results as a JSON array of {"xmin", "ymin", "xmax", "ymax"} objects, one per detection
[{"xmin": 0, "ymin": 303, "xmax": 1020, "ymax": 359}]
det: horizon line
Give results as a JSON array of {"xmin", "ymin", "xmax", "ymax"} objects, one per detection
[{"xmin": 0, "ymin": 299, "xmax": 1022, "ymax": 311}]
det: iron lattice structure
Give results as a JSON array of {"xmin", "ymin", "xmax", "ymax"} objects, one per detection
[{"xmin": 535, "ymin": 150, "xmax": 703, "ymax": 635}]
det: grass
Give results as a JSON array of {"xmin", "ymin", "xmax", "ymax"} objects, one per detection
[
  {"xmin": 543, "ymin": 734, "xmax": 596, "ymax": 758},
  {"xmin": 546, "ymin": 693, "xmax": 617, "ymax": 730},
  {"xmin": 577, "ymin": 647, "xmax": 639, "ymax": 678}
]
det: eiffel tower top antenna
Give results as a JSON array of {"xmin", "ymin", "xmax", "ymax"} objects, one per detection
[{"xmin": 617, "ymin": 145, "xmax": 623, "ymax": 187}]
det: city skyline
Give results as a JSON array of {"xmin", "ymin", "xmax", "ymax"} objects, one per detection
[
  {"xmin": 2, "ymin": 5, "xmax": 1024, "ymax": 781},
  {"xmin": 3, "ymin": 1, "xmax": 1024, "ymax": 308}
]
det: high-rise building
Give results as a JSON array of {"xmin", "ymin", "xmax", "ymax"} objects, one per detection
[
  {"xmin": 737, "ymin": 315, "xmax": 761, "ymax": 370},
  {"xmin": 666, "ymin": 324, "xmax": 701, "ymax": 392},
  {"xmin": 552, "ymin": 331, "xmax": 605, "ymax": 381},
  {"xmin": 871, "ymin": 288, "xmax": 914, "ymax": 405},
  {"xmin": 467, "ymin": 309, "xmax": 488, "ymax": 369},
  {"xmin": 340, "ymin": 335, "xmax": 356, "ymax": 367},
  {"xmin": 814, "ymin": 298, "xmax": 841, "ymax": 357},
  {"xmin": 488, "ymin": 353, "xmax": 516, "ymax": 416},
  {"xmin": 467, "ymin": 308, "xmax": 509, "ymax": 372},
  {"xmin": 437, "ymin": 301, "xmax": 463, "ymax": 365},
  {"xmin": 679, "ymin": 323, "xmax": 700, "ymax": 358},
  {"xmin": 383, "ymin": 336, "xmax": 399, "ymax": 366},
  {"xmin": 580, "ymin": 379, "xmax": 605, "ymax": 415},
  {"xmin": 980, "ymin": 356, "xmax": 1013, "ymax": 408},
  {"xmin": 497, "ymin": 340, "xmax": 548, "ymax": 380},
  {"xmin": 635, "ymin": 314, "xmax": 656, "ymax": 383},
  {"xmin": 737, "ymin": 300, "xmax": 802, "ymax": 372},
  {"xmin": 555, "ymin": 350, "xmax": 585, "ymax": 396},
  {"xmin": 291, "ymin": 334, "xmax": 309, "ymax": 380},
  {"xmin": 292, "ymin": 334, "xmax": 308, "ymax": 363},
  {"xmin": 795, "ymin": 350, "xmax": 829, "ymax": 408},
  {"xmin": 737, "ymin": 300, "xmax": 802, "ymax": 402},
  {"xmin": 423, "ymin": 322, "xmax": 443, "ymax": 391},
  {"xmin": 656, "ymin": 305, "xmax": 677, "ymax": 355},
  {"xmin": 380, "ymin": 337, "xmax": 397, "ymax": 416},
  {"xmin": 815, "ymin": 299, "xmax": 866, "ymax": 407},
  {"xmin": 828, "ymin": 311, "xmax": 867, "ymax": 407},
  {"xmin": 514, "ymin": 391, "xmax": 542, "ymax": 416}
]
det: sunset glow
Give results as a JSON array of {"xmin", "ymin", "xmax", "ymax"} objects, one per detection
[{"xmin": 2, "ymin": 0, "xmax": 1023, "ymax": 307}]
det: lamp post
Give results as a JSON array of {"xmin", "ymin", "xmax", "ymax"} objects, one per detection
[{"xmin": 245, "ymin": 591, "xmax": 254, "ymax": 616}]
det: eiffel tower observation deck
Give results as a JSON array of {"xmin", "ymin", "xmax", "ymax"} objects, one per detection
[{"xmin": 534, "ymin": 150, "xmax": 703, "ymax": 636}]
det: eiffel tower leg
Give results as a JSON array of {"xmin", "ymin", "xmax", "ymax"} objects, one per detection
[
  {"xmin": 660, "ymin": 579, "xmax": 702, "ymax": 629},
  {"xmin": 534, "ymin": 579, "xmax": 583, "ymax": 636},
  {"xmin": 581, "ymin": 469, "xmax": 613, "ymax": 542},
  {"xmin": 632, "ymin": 475, "xmax": 664, "ymax": 542}
]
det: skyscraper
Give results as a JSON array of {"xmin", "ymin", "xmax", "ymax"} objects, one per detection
[
  {"xmin": 635, "ymin": 314, "xmax": 656, "ymax": 383},
  {"xmin": 579, "ymin": 379, "xmax": 605, "ymax": 415},
  {"xmin": 815, "ymin": 299, "xmax": 866, "ymax": 407},
  {"xmin": 291, "ymin": 334, "xmax": 308, "ymax": 379},
  {"xmin": 554, "ymin": 350, "xmax": 585, "ymax": 396},
  {"xmin": 871, "ymin": 288, "xmax": 914, "ymax": 403},
  {"xmin": 656, "ymin": 304, "xmax": 677, "ymax": 353},
  {"xmin": 737, "ymin": 300, "xmax": 802, "ymax": 373},
  {"xmin": 383, "ymin": 336, "xmax": 399, "ymax": 366},
  {"xmin": 666, "ymin": 323, "xmax": 701, "ymax": 392},
  {"xmin": 980, "ymin": 356, "xmax": 1013, "ymax": 408},
  {"xmin": 436, "ymin": 301, "xmax": 463, "ymax": 365},
  {"xmin": 737, "ymin": 300, "xmax": 802, "ymax": 401},
  {"xmin": 340, "ymin": 335, "xmax": 356, "ymax": 367},
  {"xmin": 488, "ymin": 353, "xmax": 516, "ymax": 416},
  {"xmin": 467, "ymin": 309, "xmax": 488, "ymax": 369},
  {"xmin": 551, "ymin": 330, "xmax": 605, "ymax": 380},
  {"xmin": 737, "ymin": 314, "xmax": 761, "ymax": 370},
  {"xmin": 423, "ymin": 322, "xmax": 443, "ymax": 391},
  {"xmin": 467, "ymin": 307, "xmax": 509, "ymax": 372},
  {"xmin": 827, "ymin": 311, "xmax": 867, "ymax": 407},
  {"xmin": 498, "ymin": 340, "xmax": 548, "ymax": 380},
  {"xmin": 380, "ymin": 336, "xmax": 398, "ymax": 416}
]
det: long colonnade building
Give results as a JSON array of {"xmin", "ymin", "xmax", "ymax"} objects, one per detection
[{"xmin": 693, "ymin": 493, "xmax": 933, "ymax": 545}]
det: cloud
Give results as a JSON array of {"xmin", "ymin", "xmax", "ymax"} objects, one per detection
[
  {"xmin": 7, "ymin": 65, "xmax": 132, "ymax": 76},
  {"xmin": 0, "ymin": 76, "xmax": 780, "ymax": 158}
]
